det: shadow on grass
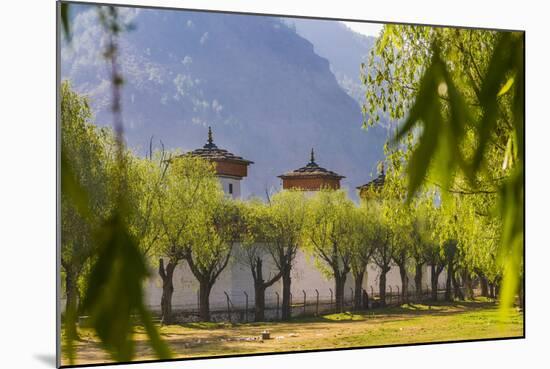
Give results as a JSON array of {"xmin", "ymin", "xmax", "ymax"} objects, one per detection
[{"xmin": 138, "ymin": 299, "xmax": 503, "ymax": 332}]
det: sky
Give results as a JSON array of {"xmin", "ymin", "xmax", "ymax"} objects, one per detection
[{"xmin": 341, "ymin": 21, "xmax": 384, "ymax": 37}]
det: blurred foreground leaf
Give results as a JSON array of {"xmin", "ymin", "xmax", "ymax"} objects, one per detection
[
  {"xmin": 81, "ymin": 211, "xmax": 171, "ymax": 362},
  {"xmin": 60, "ymin": 3, "xmax": 71, "ymax": 41}
]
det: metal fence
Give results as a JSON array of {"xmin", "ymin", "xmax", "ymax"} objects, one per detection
[{"xmin": 161, "ymin": 283, "xmax": 474, "ymax": 323}]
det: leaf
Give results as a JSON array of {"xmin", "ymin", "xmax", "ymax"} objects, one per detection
[
  {"xmin": 138, "ymin": 304, "xmax": 172, "ymax": 359},
  {"xmin": 498, "ymin": 77, "xmax": 515, "ymax": 97},
  {"xmin": 394, "ymin": 47, "xmax": 445, "ymax": 199},
  {"xmin": 472, "ymin": 33, "xmax": 517, "ymax": 172},
  {"xmin": 502, "ymin": 136, "xmax": 513, "ymax": 170},
  {"xmin": 60, "ymin": 3, "xmax": 71, "ymax": 41},
  {"xmin": 81, "ymin": 211, "xmax": 171, "ymax": 361}
]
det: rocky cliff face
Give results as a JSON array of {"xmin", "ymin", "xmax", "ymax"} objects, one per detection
[{"xmin": 61, "ymin": 5, "xmax": 387, "ymax": 199}]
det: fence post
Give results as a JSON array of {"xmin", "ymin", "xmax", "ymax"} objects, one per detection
[
  {"xmin": 389, "ymin": 285, "xmax": 392, "ymax": 305},
  {"xmin": 224, "ymin": 291, "xmax": 231, "ymax": 322},
  {"xmin": 329, "ymin": 288, "xmax": 333, "ymax": 310},
  {"xmin": 315, "ymin": 289, "xmax": 319, "ymax": 316},
  {"xmin": 275, "ymin": 292, "xmax": 280, "ymax": 320},
  {"xmin": 243, "ymin": 291, "xmax": 248, "ymax": 323},
  {"xmin": 290, "ymin": 293, "xmax": 293, "ymax": 318},
  {"xmin": 303, "ymin": 290, "xmax": 307, "ymax": 315}
]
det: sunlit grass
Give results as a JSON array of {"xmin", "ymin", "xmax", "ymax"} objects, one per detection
[{"xmin": 62, "ymin": 299, "xmax": 523, "ymax": 366}]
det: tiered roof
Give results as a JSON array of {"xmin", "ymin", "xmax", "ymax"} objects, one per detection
[
  {"xmin": 278, "ymin": 149, "xmax": 345, "ymax": 180},
  {"xmin": 356, "ymin": 164, "xmax": 386, "ymax": 197},
  {"xmin": 187, "ymin": 127, "xmax": 253, "ymax": 165}
]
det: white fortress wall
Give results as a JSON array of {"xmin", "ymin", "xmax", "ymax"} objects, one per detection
[{"xmin": 143, "ymin": 243, "xmax": 448, "ymax": 312}]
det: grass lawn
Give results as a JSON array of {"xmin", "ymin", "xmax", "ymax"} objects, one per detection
[{"xmin": 63, "ymin": 299, "xmax": 523, "ymax": 366}]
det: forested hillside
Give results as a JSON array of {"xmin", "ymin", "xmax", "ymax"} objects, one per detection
[{"xmin": 61, "ymin": 5, "xmax": 387, "ymax": 199}]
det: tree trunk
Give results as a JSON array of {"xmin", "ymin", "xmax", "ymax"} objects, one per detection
[
  {"xmin": 353, "ymin": 270, "xmax": 365, "ymax": 310},
  {"xmin": 445, "ymin": 263, "xmax": 454, "ymax": 302},
  {"xmin": 334, "ymin": 273, "xmax": 347, "ymax": 313},
  {"xmin": 362, "ymin": 289, "xmax": 369, "ymax": 310},
  {"xmin": 430, "ymin": 265, "xmax": 442, "ymax": 301},
  {"xmin": 479, "ymin": 273, "xmax": 489, "ymax": 297},
  {"xmin": 65, "ymin": 270, "xmax": 78, "ymax": 315},
  {"xmin": 379, "ymin": 270, "xmax": 387, "ymax": 307},
  {"xmin": 398, "ymin": 264, "xmax": 408, "ymax": 303},
  {"xmin": 65, "ymin": 269, "xmax": 79, "ymax": 338},
  {"xmin": 199, "ymin": 279, "xmax": 212, "ymax": 322},
  {"xmin": 462, "ymin": 270, "xmax": 473, "ymax": 300},
  {"xmin": 254, "ymin": 282, "xmax": 266, "ymax": 322},
  {"xmin": 489, "ymin": 282, "xmax": 495, "ymax": 299},
  {"xmin": 159, "ymin": 259, "xmax": 177, "ymax": 324},
  {"xmin": 281, "ymin": 268, "xmax": 292, "ymax": 321},
  {"xmin": 414, "ymin": 262, "xmax": 423, "ymax": 301},
  {"xmin": 452, "ymin": 272, "xmax": 464, "ymax": 300}
]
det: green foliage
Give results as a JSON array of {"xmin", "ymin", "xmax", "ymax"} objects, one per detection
[
  {"xmin": 347, "ymin": 205, "xmax": 377, "ymax": 275},
  {"xmin": 184, "ymin": 194, "xmax": 242, "ymax": 280},
  {"xmin": 60, "ymin": 80, "xmax": 115, "ymax": 362},
  {"xmin": 155, "ymin": 155, "xmax": 221, "ymax": 262},
  {"xmin": 395, "ymin": 45, "xmax": 472, "ymax": 198},
  {"xmin": 266, "ymin": 190, "xmax": 308, "ymax": 257},
  {"xmin": 60, "ymin": 3, "xmax": 71, "ymax": 41},
  {"xmin": 124, "ymin": 151, "xmax": 169, "ymax": 257},
  {"xmin": 61, "ymin": 81, "xmax": 172, "ymax": 363},
  {"xmin": 81, "ymin": 212, "xmax": 170, "ymax": 361},
  {"xmin": 62, "ymin": 5, "xmax": 175, "ymax": 362},
  {"xmin": 362, "ymin": 25, "xmax": 524, "ymax": 309},
  {"xmin": 303, "ymin": 189, "xmax": 354, "ymax": 278},
  {"xmin": 261, "ymin": 190, "xmax": 308, "ymax": 279},
  {"xmin": 237, "ymin": 193, "xmax": 306, "ymax": 290}
]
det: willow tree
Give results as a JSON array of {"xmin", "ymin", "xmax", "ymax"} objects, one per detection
[
  {"xmin": 387, "ymin": 200, "xmax": 414, "ymax": 303},
  {"xmin": 359, "ymin": 158, "xmax": 402, "ymax": 307},
  {"xmin": 265, "ymin": 190, "xmax": 307, "ymax": 320},
  {"xmin": 447, "ymin": 193, "xmax": 502, "ymax": 300},
  {"xmin": 125, "ymin": 149, "xmax": 170, "ymax": 259},
  {"xmin": 375, "ymin": 151, "xmax": 413, "ymax": 303},
  {"xmin": 155, "ymin": 155, "xmax": 220, "ymax": 323},
  {"xmin": 410, "ymin": 191, "xmax": 438, "ymax": 300},
  {"xmin": 303, "ymin": 189, "xmax": 354, "ymax": 312},
  {"xmin": 370, "ymin": 209, "xmax": 393, "ymax": 307},
  {"xmin": 349, "ymin": 205, "xmax": 376, "ymax": 310},
  {"xmin": 362, "ymin": 25, "xmax": 523, "ymax": 308},
  {"xmin": 184, "ymin": 196, "xmax": 244, "ymax": 322},
  {"xmin": 359, "ymin": 188, "xmax": 393, "ymax": 307},
  {"xmin": 238, "ymin": 200, "xmax": 282, "ymax": 321},
  {"xmin": 60, "ymin": 81, "xmax": 114, "ymax": 336}
]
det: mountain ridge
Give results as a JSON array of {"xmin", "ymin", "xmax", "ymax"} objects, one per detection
[{"xmin": 61, "ymin": 5, "xmax": 387, "ymax": 200}]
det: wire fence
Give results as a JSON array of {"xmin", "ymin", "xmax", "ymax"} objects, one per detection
[{"xmin": 162, "ymin": 283, "xmax": 475, "ymax": 323}]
